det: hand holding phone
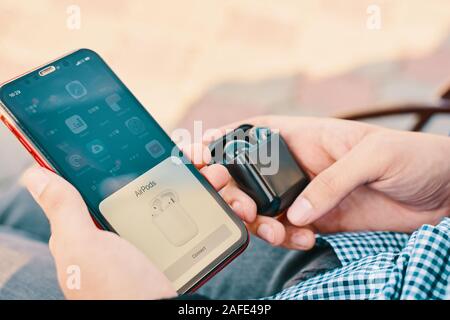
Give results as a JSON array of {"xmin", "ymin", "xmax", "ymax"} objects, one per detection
[
  {"xmin": 21, "ymin": 162, "xmax": 236, "ymax": 299},
  {"xmin": 0, "ymin": 49, "xmax": 248, "ymax": 294}
]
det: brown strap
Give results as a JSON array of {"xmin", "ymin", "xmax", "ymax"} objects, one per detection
[{"xmin": 440, "ymin": 85, "xmax": 450, "ymax": 100}]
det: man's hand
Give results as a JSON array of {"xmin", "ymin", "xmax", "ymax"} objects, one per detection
[
  {"xmin": 21, "ymin": 157, "xmax": 232, "ymax": 299},
  {"xmin": 208, "ymin": 116, "xmax": 450, "ymax": 250}
]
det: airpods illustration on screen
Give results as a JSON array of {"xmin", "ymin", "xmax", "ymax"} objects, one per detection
[{"xmin": 150, "ymin": 190, "xmax": 199, "ymax": 247}]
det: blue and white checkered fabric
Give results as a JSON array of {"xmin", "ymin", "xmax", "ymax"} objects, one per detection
[{"xmin": 266, "ymin": 217, "xmax": 450, "ymax": 300}]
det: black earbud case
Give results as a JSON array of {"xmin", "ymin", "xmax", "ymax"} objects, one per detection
[{"xmin": 209, "ymin": 124, "xmax": 309, "ymax": 217}]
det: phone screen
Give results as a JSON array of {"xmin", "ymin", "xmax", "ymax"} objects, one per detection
[{"xmin": 0, "ymin": 49, "xmax": 246, "ymax": 292}]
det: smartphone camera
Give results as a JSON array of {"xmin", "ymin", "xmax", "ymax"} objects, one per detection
[{"xmin": 209, "ymin": 124, "xmax": 310, "ymax": 217}]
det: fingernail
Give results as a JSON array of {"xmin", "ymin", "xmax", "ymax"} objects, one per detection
[
  {"xmin": 287, "ymin": 196, "xmax": 313, "ymax": 225},
  {"xmin": 291, "ymin": 233, "xmax": 309, "ymax": 248},
  {"xmin": 257, "ymin": 224, "xmax": 275, "ymax": 243},
  {"xmin": 21, "ymin": 166, "xmax": 50, "ymax": 199}
]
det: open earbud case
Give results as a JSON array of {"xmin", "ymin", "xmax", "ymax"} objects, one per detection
[{"xmin": 209, "ymin": 124, "xmax": 310, "ymax": 217}]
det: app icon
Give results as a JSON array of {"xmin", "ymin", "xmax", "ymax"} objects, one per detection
[
  {"xmin": 86, "ymin": 139, "xmax": 107, "ymax": 156},
  {"xmin": 65, "ymin": 115, "xmax": 88, "ymax": 134},
  {"xmin": 87, "ymin": 105, "xmax": 100, "ymax": 114},
  {"xmin": 65, "ymin": 80, "xmax": 87, "ymax": 99},
  {"xmin": 145, "ymin": 140, "xmax": 165, "ymax": 158},
  {"xmin": 25, "ymin": 104, "xmax": 38, "ymax": 115},
  {"xmin": 46, "ymin": 128, "xmax": 58, "ymax": 137},
  {"xmin": 125, "ymin": 117, "xmax": 146, "ymax": 135},
  {"xmin": 66, "ymin": 154, "xmax": 86, "ymax": 170},
  {"xmin": 105, "ymin": 93, "xmax": 122, "ymax": 112}
]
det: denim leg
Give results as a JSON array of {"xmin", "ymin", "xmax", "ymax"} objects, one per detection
[
  {"xmin": 0, "ymin": 183, "xmax": 50, "ymax": 242},
  {"xmin": 197, "ymin": 235, "xmax": 303, "ymax": 299},
  {"xmin": 196, "ymin": 234, "xmax": 342, "ymax": 299},
  {"xmin": 0, "ymin": 183, "xmax": 61, "ymax": 299},
  {"xmin": 0, "ymin": 227, "xmax": 63, "ymax": 299}
]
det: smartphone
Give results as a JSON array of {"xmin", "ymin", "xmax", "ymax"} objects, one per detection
[{"xmin": 0, "ymin": 49, "xmax": 248, "ymax": 294}]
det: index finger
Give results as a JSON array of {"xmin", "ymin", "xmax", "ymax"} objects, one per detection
[{"xmin": 179, "ymin": 143, "xmax": 212, "ymax": 169}]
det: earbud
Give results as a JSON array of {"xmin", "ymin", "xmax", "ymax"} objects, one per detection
[
  {"xmin": 161, "ymin": 191, "xmax": 177, "ymax": 210},
  {"xmin": 248, "ymin": 127, "xmax": 271, "ymax": 144},
  {"xmin": 151, "ymin": 190, "xmax": 179, "ymax": 215},
  {"xmin": 223, "ymin": 140, "xmax": 252, "ymax": 161},
  {"xmin": 151, "ymin": 198, "xmax": 162, "ymax": 217},
  {"xmin": 221, "ymin": 127, "xmax": 272, "ymax": 162}
]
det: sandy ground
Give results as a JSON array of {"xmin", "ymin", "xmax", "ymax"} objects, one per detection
[{"xmin": 1, "ymin": 0, "xmax": 450, "ymax": 184}]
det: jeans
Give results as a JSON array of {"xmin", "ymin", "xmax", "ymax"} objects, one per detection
[{"xmin": 0, "ymin": 184, "xmax": 63, "ymax": 299}]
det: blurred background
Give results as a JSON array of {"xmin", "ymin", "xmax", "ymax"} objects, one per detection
[{"xmin": 1, "ymin": 0, "xmax": 450, "ymax": 185}]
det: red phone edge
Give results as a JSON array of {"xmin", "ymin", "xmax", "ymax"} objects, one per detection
[
  {"xmin": 0, "ymin": 113, "xmax": 249, "ymax": 296},
  {"xmin": 0, "ymin": 49, "xmax": 249, "ymax": 295}
]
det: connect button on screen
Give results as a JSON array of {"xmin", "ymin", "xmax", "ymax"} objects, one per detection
[{"xmin": 163, "ymin": 224, "xmax": 231, "ymax": 282}]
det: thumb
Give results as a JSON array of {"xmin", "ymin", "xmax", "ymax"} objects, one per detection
[
  {"xmin": 21, "ymin": 165, "xmax": 96, "ymax": 237},
  {"xmin": 287, "ymin": 143, "xmax": 380, "ymax": 226}
]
